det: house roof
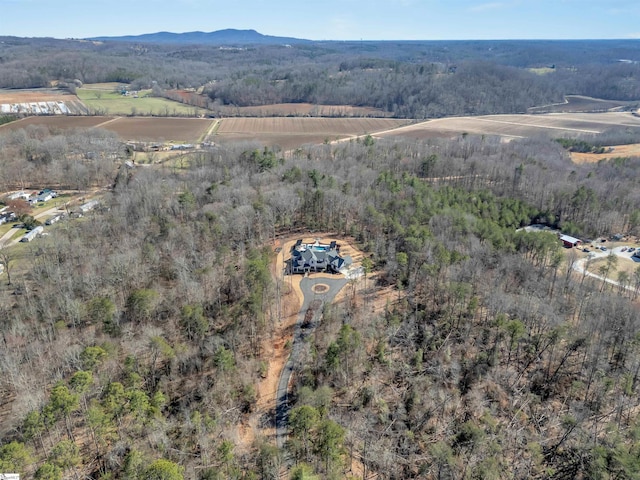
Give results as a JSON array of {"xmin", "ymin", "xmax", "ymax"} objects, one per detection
[{"xmin": 560, "ymin": 234, "xmax": 581, "ymax": 244}]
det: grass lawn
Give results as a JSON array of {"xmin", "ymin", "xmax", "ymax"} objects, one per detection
[
  {"xmin": 76, "ymin": 88, "xmax": 207, "ymax": 116},
  {"xmin": 528, "ymin": 67, "xmax": 555, "ymax": 75},
  {"xmin": 0, "ymin": 223, "xmax": 21, "ymax": 240},
  {"xmin": 0, "ymin": 238, "xmax": 46, "ymax": 295},
  {"xmin": 588, "ymin": 255, "xmax": 640, "ymax": 279},
  {"xmin": 131, "ymin": 151, "xmax": 194, "ymax": 170}
]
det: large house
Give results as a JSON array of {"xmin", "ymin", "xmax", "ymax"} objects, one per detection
[{"xmin": 289, "ymin": 240, "xmax": 352, "ymax": 274}]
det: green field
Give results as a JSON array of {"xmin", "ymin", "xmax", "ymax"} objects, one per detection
[
  {"xmin": 528, "ymin": 67, "xmax": 555, "ymax": 75},
  {"xmin": 76, "ymin": 88, "xmax": 207, "ymax": 116}
]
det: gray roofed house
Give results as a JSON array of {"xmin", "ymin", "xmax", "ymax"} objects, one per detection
[{"xmin": 290, "ymin": 240, "xmax": 350, "ymax": 274}]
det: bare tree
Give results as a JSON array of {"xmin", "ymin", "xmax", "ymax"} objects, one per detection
[{"xmin": 0, "ymin": 250, "xmax": 13, "ymax": 285}]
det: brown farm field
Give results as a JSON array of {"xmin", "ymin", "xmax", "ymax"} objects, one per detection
[
  {"xmin": 0, "ymin": 88, "xmax": 74, "ymax": 104},
  {"xmin": 528, "ymin": 95, "xmax": 638, "ymax": 114},
  {"xmin": 98, "ymin": 117, "xmax": 214, "ymax": 142},
  {"xmin": 0, "ymin": 115, "xmax": 115, "ymax": 131},
  {"xmin": 0, "ymin": 116, "xmax": 214, "ymax": 143},
  {"xmin": 214, "ymin": 117, "xmax": 409, "ymax": 149},
  {"xmin": 377, "ymin": 112, "xmax": 640, "ymax": 141},
  {"xmin": 212, "ymin": 102, "xmax": 392, "ymax": 117},
  {"xmin": 4, "ymin": 112, "xmax": 640, "ymax": 151}
]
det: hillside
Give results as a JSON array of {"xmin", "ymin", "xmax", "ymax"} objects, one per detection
[
  {"xmin": 2, "ymin": 33, "xmax": 640, "ymax": 480},
  {"xmin": 89, "ymin": 28, "xmax": 310, "ymax": 45},
  {"xmin": 1, "ymin": 38, "xmax": 640, "ymax": 119},
  {"xmin": 1, "ymin": 119, "xmax": 640, "ymax": 478}
]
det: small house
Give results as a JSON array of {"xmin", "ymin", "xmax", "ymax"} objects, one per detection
[
  {"xmin": 45, "ymin": 213, "xmax": 65, "ymax": 225},
  {"xmin": 7, "ymin": 191, "xmax": 30, "ymax": 201},
  {"xmin": 78, "ymin": 200, "xmax": 99, "ymax": 213},
  {"xmin": 20, "ymin": 226, "xmax": 44, "ymax": 243}
]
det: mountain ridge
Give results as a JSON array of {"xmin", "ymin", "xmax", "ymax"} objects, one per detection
[{"xmin": 89, "ymin": 28, "xmax": 311, "ymax": 45}]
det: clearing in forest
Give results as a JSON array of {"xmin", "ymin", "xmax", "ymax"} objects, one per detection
[
  {"xmin": 570, "ymin": 143, "xmax": 640, "ymax": 163},
  {"xmin": 241, "ymin": 233, "xmax": 398, "ymax": 454}
]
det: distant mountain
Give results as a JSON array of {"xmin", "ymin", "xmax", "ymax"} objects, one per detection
[{"xmin": 89, "ymin": 28, "xmax": 310, "ymax": 45}]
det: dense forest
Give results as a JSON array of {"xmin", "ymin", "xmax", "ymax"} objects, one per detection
[
  {"xmin": 1, "ymin": 119, "xmax": 640, "ymax": 478},
  {"xmin": 1, "ymin": 37, "xmax": 640, "ymax": 117},
  {"xmin": 2, "ymin": 36, "xmax": 640, "ymax": 479}
]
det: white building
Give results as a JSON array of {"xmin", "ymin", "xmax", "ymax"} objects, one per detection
[{"xmin": 20, "ymin": 226, "xmax": 44, "ymax": 242}]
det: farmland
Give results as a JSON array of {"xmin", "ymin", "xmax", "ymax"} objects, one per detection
[
  {"xmin": 0, "ymin": 116, "xmax": 212, "ymax": 143},
  {"xmin": 210, "ymin": 102, "xmax": 392, "ymax": 117},
  {"xmin": 0, "ymin": 115, "xmax": 115, "ymax": 132},
  {"xmin": 98, "ymin": 117, "xmax": 214, "ymax": 142},
  {"xmin": 3, "ymin": 110, "xmax": 640, "ymax": 151},
  {"xmin": 377, "ymin": 112, "xmax": 640, "ymax": 141},
  {"xmin": 76, "ymin": 87, "xmax": 207, "ymax": 116},
  {"xmin": 4, "ymin": 85, "xmax": 640, "ymax": 152},
  {"xmin": 527, "ymin": 95, "xmax": 638, "ymax": 114},
  {"xmin": 0, "ymin": 88, "xmax": 87, "ymax": 115},
  {"xmin": 213, "ymin": 117, "xmax": 410, "ymax": 149}
]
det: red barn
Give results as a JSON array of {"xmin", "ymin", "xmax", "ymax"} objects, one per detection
[{"xmin": 560, "ymin": 234, "xmax": 581, "ymax": 248}]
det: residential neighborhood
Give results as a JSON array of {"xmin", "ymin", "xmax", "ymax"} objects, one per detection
[{"xmin": 0, "ymin": 188, "xmax": 102, "ymax": 251}]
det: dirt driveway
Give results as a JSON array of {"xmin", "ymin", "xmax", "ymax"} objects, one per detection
[{"xmin": 241, "ymin": 235, "xmax": 364, "ymax": 448}]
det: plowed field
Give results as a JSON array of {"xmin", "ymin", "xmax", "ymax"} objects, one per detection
[
  {"xmin": 98, "ymin": 117, "xmax": 214, "ymax": 142},
  {"xmin": 528, "ymin": 95, "xmax": 636, "ymax": 114},
  {"xmin": 212, "ymin": 103, "xmax": 390, "ymax": 117},
  {"xmin": 0, "ymin": 88, "xmax": 73, "ymax": 103},
  {"xmin": 0, "ymin": 116, "xmax": 113, "ymax": 131},
  {"xmin": 378, "ymin": 112, "xmax": 640, "ymax": 141},
  {"xmin": 214, "ymin": 117, "xmax": 409, "ymax": 149},
  {"xmin": 0, "ymin": 116, "xmax": 213, "ymax": 143}
]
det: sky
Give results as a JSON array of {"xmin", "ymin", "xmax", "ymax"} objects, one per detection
[{"xmin": 1, "ymin": 0, "xmax": 640, "ymax": 41}]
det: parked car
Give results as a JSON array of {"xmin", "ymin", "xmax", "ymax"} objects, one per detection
[
  {"xmin": 629, "ymin": 247, "xmax": 636, "ymax": 252},
  {"xmin": 600, "ymin": 246, "xmax": 607, "ymax": 251},
  {"xmin": 583, "ymin": 248, "xmax": 590, "ymax": 253}
]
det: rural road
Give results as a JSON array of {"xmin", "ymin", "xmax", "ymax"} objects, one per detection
[
  {"xmin": 329, "ymin": 120, "xmax": 427, "ymax": 145},
  {"xmin": 0, "ymin": 227, "xmax": 19, "ymax": 248},
  {"xmin": 275, "ymin": 275, "xmax": 348, "ymax": 449},
  {"xmin": 201, "ymin": 119, "xmax": 220, "ymax": 143}
]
